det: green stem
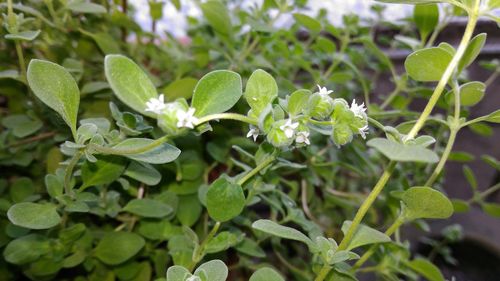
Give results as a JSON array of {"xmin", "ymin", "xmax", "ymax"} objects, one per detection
[
  {"xmin": 91, "ymin": 135, "xmax": 169, "ymax": 155},
  {"xmin": 194, "ymin": 113, "xmax": 257, "ymax": 126},
  {"xmin": 406, "ymin": 3, "xmax": 480, "ymax": 140},
  {"xmin": 380, "ymin": 79, "xmax": 404, "ymax": 110},
  {"xmin": 7, "ymin": 0, "xmax": 15, "ymax": 26},
  {"xmin": 237, "ymin": 155, "xmax": 276, "ymax": 186},
  {"xmin": 352, "ymin": 215, "xmax": 405, "ymax": 270},
  {"xmin": 314, "ymin": 264, "xmax": 332, "ymax": 281},
  {"xmin": 15, "ymin": 41, "xmax": 26, "ymax": 81},
  {"xmin": 337, "ymin": 162, "xmax": 396, "ymax": 251},
  {"xmin": 190, "ymin": 221, "xmax": 221, "ymax": 271},
  {"xmin": 425, "ymin": 80, "xmax": 461, "ymax": 187},
  {"xmin": 476, "ymin": 182, "xmax": 500, "ymax": 201},
  {"xmin": 64, "ymin": 151, "xmax": 82, "ymax": 196}
]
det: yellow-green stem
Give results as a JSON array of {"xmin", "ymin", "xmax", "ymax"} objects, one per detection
[
  {"xmin": 237, "ymin": 155, "xmax": 276, "ymax": 186},
  {"xmin": 64, "ymin": 151, "xmax": 83, "ymax": 196},
  {"xmin": 189, "ymin": 221, "xmax": 221, "ymax": 271},
  {"xmin": 337, "ymin": 162, "xmax": 396, "ymax": 251},
  {"xmin": 314, "ymin": 264, "xmax": 332, "ymax": 281},
  {"xmin": 406, "ymin": 3, "xmax": 480, "ymax": 140},
  {"xmin": 194, "ymin": 113, "xmax": 257, "ymax": 126}
]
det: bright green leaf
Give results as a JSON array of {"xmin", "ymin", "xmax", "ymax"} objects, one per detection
[
  {"xmin": 162, "ymin": 77, "xmax": 198, "ymax": 100},
  {"xmin": 5, "ymin": 30, "xmax": 41, "ymax": 41},
  {"xmin": 458, "ymin": 33, "xmax": 487, "ymax": 73},
  {"xmin": 124, "ymin": 161, "xmax": 161, "ymax": 186},
  {"xmin": 414, "ymin": 4, "xmax": 439, "ymax": 42},
  {"xmin": 407, "ymin": 258, "xmax": 445, "ymax": 281},
  {"xmin": 482, "ymin": 203, "xmax": 500, "ymax": 218},
  {"xmin": 67, "ymin": 0, "xmax": 107, "ymax": 14},
  {"xmin": 194, "ymin": 260, "xmax": 228, "ymax": 281},
  {"xmin": 200, "ymin": 0, "xmax": 232, "ymax": 36},
  {"xmin": 3, "ymin": 234, "xmax": 50, "ymax": 265},
  {"xmin": 111, "ymin": 138, "xmax": 181, "ymax": 164},
  {"xmin": 244, "ymin": 69, "xmax": 278, "ymax": 115},
  {"xmin": 250, "ymin": 267, "xmax": 285, "ymax": 281},
  {"xmin": 252, "ymin": 219, "xmax": 315, "ymax": 250},
  {"xmin": 81, "ymin": 156, "xmax": 126, "ymax": 189},
  {"xmin": 293, "ymin": 13, "xmax": 322, "ymax": 33},
  {"xmin": 123, "ymin": 199, "xmax": 172, "ymax": 218},
  {"xmin": 191, "ymin": 70, "xmax": 242, "ymax": 117}
]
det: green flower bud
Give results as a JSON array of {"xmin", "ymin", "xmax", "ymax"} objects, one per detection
[
  {"xmin": 308, "ymin": 93, "xmax": 335, "ymax": 119},
  {"xmin": 266, "ymin": 119, "xmax": 296, "ymax": 148}
]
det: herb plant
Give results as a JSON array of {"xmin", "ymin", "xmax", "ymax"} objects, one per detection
[{"xmin": 1, "ymin": 0, "xmax": 499, "ymax": 281}]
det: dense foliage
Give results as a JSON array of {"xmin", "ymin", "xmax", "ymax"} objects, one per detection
[{"xmin": 1, "ymin": 0, "xmax": 499, "ymax": 281}]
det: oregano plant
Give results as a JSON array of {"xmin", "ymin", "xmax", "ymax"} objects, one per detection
[{"xmin": 0, "ymin": 0, "xmax": 499, "ymax": 280}]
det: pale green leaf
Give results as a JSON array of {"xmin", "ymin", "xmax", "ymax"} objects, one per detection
[
  {"xmin": 252, "ymin": 219, "xmax": 315, "ymax": 249},
  {"xmin": 407, "ymin": 258, "xmax": 445, "ymax": 281},
  {"xmin": 250, "ymin": 267, "xmax": 285, "ymax": 281},
  {"xmin": 111, "ymin": 138, "xmax": 181, "ymax": 164},
  {"xmin": 367, "ymin": 138, "xmax": 439, "ymax": 163},
  {"xmin": 94, "ymin": 232, "xmax": 145, "ymax": 265},
  {"xmin": 414, "ymin": 4, "xmax": 439, "ymax": 41},
  {"xmin": 341, "ymin": 221, "xmax": 391, "ymax": 250},
  {"xmin": 194, "ymin": 260, "xmax": 228, "ymax": 281},
  {"xmin": 27, "ymin": 59, "xmax": 80, "ymax": 138},
  {"xmin": 8, "ymin": 202, "xmax": 61, "ymax": 230},
  {"xmin": 458, "ymin": 33, "xmax": 486, "ymax": 73},
  {"xmin": 191, "ymin": 70, "xmax": 242, "ymax": 116},
  {"xmin": 206, "ymin": 177, "xmax": 245, "ymax": 222},
  {"xmin": 244, "ymin": 69, "xmax": 278, "ymax": 115},
  {"xmin": 123, "ymin": 199, "xmax": 172, "ymax": 218},
  {"xmin": 405, "ymin": 47, "xmax": 452, "ymax": 82},
  {"xmin": 402, "ymin": 187, "xmax": 454, "ymax": 220},
  {"xmin": 200, "ymin": 0, "xmax": 232, "ymax": 36}
]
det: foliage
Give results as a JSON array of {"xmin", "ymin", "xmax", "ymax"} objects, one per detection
[{"xmin": 0, "ymin": 0, "xmax": 499, "ymax": 281}]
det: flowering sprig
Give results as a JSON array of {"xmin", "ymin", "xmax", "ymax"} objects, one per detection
[{"xmin": 145, "ymin": 94, "xmax": 167, "ymax": 114}]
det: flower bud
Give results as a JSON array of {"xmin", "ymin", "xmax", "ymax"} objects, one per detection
[
  {"xmin": 157, "ymin": 99, "xmax": 189, "ymax": 135},
  {"xmin": 332, "ymin": 123, "xmax": 353, "ymax": 147},
  {"xmin": 267, "ymin": 119, "xmax": 295, "ymax": 148},
  {"xmin": 308, "ymin": 93, "xmax": 335, "ymax": 120}
]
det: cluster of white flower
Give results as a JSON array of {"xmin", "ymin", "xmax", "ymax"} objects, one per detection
[
  {"xmin": 350, "ymin": 99, "xmax": 369, "ymax": 139},
  {"xmin": 145, "ymin": 94, "xmax": 199, "ymax": 129}
]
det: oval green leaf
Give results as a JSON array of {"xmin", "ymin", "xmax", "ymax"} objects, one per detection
[
  {"xmin": 341, "ymin": 221, "xmax": 391, "ymax": 250},
  {"xmin": 194, "ymin": 260, "xmax": 228, "ymax": 281},
  {"xmin": 94, "ymin": 232, "xmax": 145, "ymax": 265},
  {"xmin": 367, "ymin": 138, "xmax": 439, "ymax": 163},
  {"xmin": 191, "ymin": 70, "xmax": 242, "ymax": 117},
  {"xmin": 7, "ymin": 202, "xmax": 61, "ymax": 230},
  {"xmin": 250, "ymin": 267, "xmax": 285, "ymax": 281},
  {"xmin": 104, "ymin": 55, "xmax": 158, "ymax": 117},
  {"xmin": 405, "ymin": 47, "xmax": 452, "ymax": 82},
  {"xmin": 244, "ymin": 69, "xmax": 278, "ymax": 115},
  {"xmin": 206, "ymin": 177, "xmax": 245, "ymax": 222},
  {"xmin": 111, "ymin": 138, "xmax": 181, "ymax": 164},
  {"xmin": 252, "ymin": 219, "xmax": 315, "ymax": 250},
  {"xmin": 123, "ymin": 198, "xmax": 173, "ymax": 218},
  {"xmin": 27, "ymin": 59, "xmax": 80, "ymax": 138},
  {"xmin": 401, "ymin": 186, "xmax": 453, "ymax": 220}
]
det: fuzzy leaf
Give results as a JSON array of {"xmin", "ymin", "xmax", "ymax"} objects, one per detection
[
  {"xmin": 401, "ymin": 187, "xmax": 454, "ymax": 220},
  {"xmin": 94, "ymin": 232, "xmax": 145, "ymax": 265},
  {"xmin": 244, "ymin": 69, "xmax": 278, "ymax": 115},
  {"xmin": 252, "ymin": 219, "xmax": 315, "ymax": 250},
  {"xmin": 250, "ymin": 267, "xmax": 285, "ymax": 281},
  {"xmin": 206, "ymin": 177, "xmax": 245, "ymax": 222},
  {"xmin": 8, "ymin": 202, "xmax": 61, "ymax": 230},
  {"xmin": 367, "ymin": 138, "xmax": 439, "ymax": 163},
  {"xmin": 341, "ymin": 221, "xmax": 391, "ymax": 250},
  {"xmin": 123, "ymin": 199, "xmax": 173, "ymax": 218},
  {"xmin": 405, "ymin": 47, "xmax": 452, "ymax": 82}
]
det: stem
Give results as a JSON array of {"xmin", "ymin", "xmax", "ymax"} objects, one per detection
[
  {"xmin": 484, "ymin": 70, "xmax": 499, "ymax": 88},
  {"xmin": 194, "ymin": 113, "xmax": 257, "ymax": 126},
  {"xmin": 7, "ymin": 0, "xmax": 15, "ymax": 27},
  {"xmin": 476, "ymin": 182, "xmax": 500, "ymax": 200},
  {"xmin": 425, "ymin": 80, "xmax": 461, "ymax": 187},
  {"xmin": 353, "ymin": 215, "xmax": 405, "ymax": 270},
  {"xmin": 237, "ymin": 155, "xmax": 276, "ymax": 186},
  {"xmin": 64, "ymin": 151, "xmax": 82, "ymax": 196},
  {"xmin": 6, "ymin": 131, "xmax": 57, "ymax": 148},
  {"xmin": 314, "ymin": 264, "xmax": 331, "ymax": 281},
  {"xmin": 190, "ymin": 221, "xmax": 221, "ymax": 271},
  {"xmin": 406, "ymin": 3, "xmax": 480, "ymax": 140},
  {"xmin": 91, "ymin": 135, "xmax": 169, "ymax": 155},
  {"xmin": 380, "ymin": 79, "xmax": 404, "ymax": 110},
  {"xmin": 337, "ymin": 162, "xmax": 396, "ymax": 251}
]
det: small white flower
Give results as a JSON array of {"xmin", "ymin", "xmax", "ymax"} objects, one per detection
[
  {"xmin": 176, "ymin": 108, "xmax": 199, "ymax": 129},
  {"xmin": 350, "ymin": 99, "xmax": 367, "ymax": 118},
  {"xmin": 279, "ymin": 119, "xmax": 299, "ymax": 138},
  {"xmin": 145, "ymin": 94, "xmax": 166, "ymax": 114},
  {"xmin": 246, "ymin": 126, "xmax": 259, "ymax": 142},
  {"xmin": 295, "ymin": 131, "xmax": 310, "ymax": 145},
  {"xmin": 317, "ymin": 85, "xmax": 333, "ymax": 96},
  {"xmin": 359, "ymin": 124, "xmax": 369, "ymax": 139}
]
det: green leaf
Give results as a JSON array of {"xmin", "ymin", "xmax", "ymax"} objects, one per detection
[
  {"xmin": 287, "ymin": 89, "xmax": 310, "ymax": 116},
  {"xmin": 462, "ymin": 165, "xmax": 477, "ymax": 190},
  {"xmin": 469, "ymin": 122, "xmax": 493, "ymax": 136},
  {"xmin": 162, "ymin": 77, "xmax": 198, "ymax": 100},
  {"xmin": 252, "ymin": 219, "xmax": 315, "ymax": 250},
  {"xmin": 194, "ymin": 260, "xmax": 228, "ymax": 281},
  {"xmin": 401, "ymin": 187, "xmax": 454, "ymax": 220},
  {"xmin": 45, "ymin": 174, "xmax": 63, "ymax": 199},
  {"xmin": 10, "ymin": 177, "xmax": 35, "ymax": 203},
  {"xmin": 200, "ymin": 0, "xmax": 232, "ymax": 36},
  {"xmin": 451, "ymin": 199, "xmax": 470, "ymax": 213},
  {"xmin": 367, "ymin": 138, "xmax": 439, "ymax": 163},
  {"xmin": 105, "ymin": 55, "xmax": 158, "ymax": 117},
  {"xmin": 124, "ymin": 161, "xmax": 161, "ymax": 185},
  {"xmin": 5, "ymin": 30, "xmax": 41, "ymax": 41},
  {"xmin": 460, "ymin": 81, "xmax": 485, "ymax": 106},
  {"xmin": 3, "ymin": 234, "xmax": 50, "ymax": 265},
  {"xmin": 67, "ymin": 0, "xmax": 107, "ymax": 14},
  {"xmin": 458, "ymin": 33, "xmax": 486, "ymax": 73},
  {"xmin": 166, "ymin": 265, "xmax": 190, "ymax": 281},
  {"xmin": 7, "ymin": 202, "xmax": 61, "ymax": 230},
  {"xmin": 484, "ymin": 109, "xmax": 500, "ymax": 123},
  {"xmin": 123, "ymin": 199, "xmax": 172, "ymax": 218},
  {"xmin": 250, "ymin": 267, "xmax": 285, "ymax": 281},
  {"xmin": 111, "ymin": 138, "xmax": 181, "ymax": 164},
  {"xmin": 414, "ymin": 4, "xmax": 439, "ymax": 42},
  {"xmin": 293, "ymin": 13, "xmax": 322, "ymax": 33},
  {"xmin": 205, "ymin": 231, "xmax": 242, "ymax": 254},
  {"xmin": 81, "ymin": 156, "xmax": 126, "ymax": 189},
  {"xmin": 1, "ymin": 114, "xmax": 43, "ymax": 138},
  {"xmin": 27, "ymin": 59, "xmax": 80, "ymax": 138},
  {"xmin": 206, "ymin": 177, "xmax": 245, "ymax": 222},
  {"xmin": 84, "ymin": 31, "xmax": 121, "ymax": 54},
  {"xmin": 191, "ymin": 70, "xmax": 242, "ymax": 117},
  {"xmin": 235, "ymin": 238, "xmax": 266, "ymax": 258},
  {"xmin": 341, "ymin": 221, "xmax": 391, "ymax": 250},
  {"xmin": 244, "ymin": 69, "xmax": 278, "ymax": 115},
  {"xmin": 176, "ymin": 194, "xmax": 202, "ymax": 226},
  {"xmin": 482, "ymin": 203, "xmax": 500, "ymax": 218},
  {"xmin": 405, "ymin": 47, "xmax": 452, "ymax": 82},
  {"xmin": 94, "ymin": 232, "xmax": 145, "ymax": 265},
  {"xmin": 407, "ymin": 258, "xmax": 445, "ymax": 281}
]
